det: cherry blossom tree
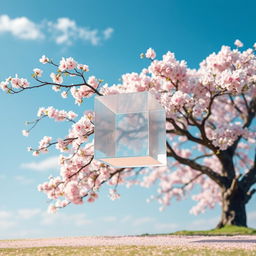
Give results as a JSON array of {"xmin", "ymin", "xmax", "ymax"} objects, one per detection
[{"xmin": 1, "ymin": 40, "xmax": 255, "ymax": 228}]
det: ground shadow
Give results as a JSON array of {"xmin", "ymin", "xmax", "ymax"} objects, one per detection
[{"xmin": 193, "ymin": 239, "xmax": 256, "ymax": 244}]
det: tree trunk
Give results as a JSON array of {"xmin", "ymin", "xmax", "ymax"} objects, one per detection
[{"xmin": 217, "ymin": 187, "xmax": 247, "ymax": 228}]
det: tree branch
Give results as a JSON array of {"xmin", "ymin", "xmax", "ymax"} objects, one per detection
[
  {"xmin": 166, "ymin": 141, "xmax": 226, "ymax": 187},
  {"xmin": 229, "ymin": 95, "xmax": 243, "ymax": 114},
  {"xmin": 213, "ymin": 96, "xmax": 255, "ymax": 180},
  {"xmin": 241, "ymin": 149, "xmax": 256, "ymax": 192},
  {"xmin": 229, "ymin": 96, "xmax": 255, "ymax": 155},
  {"xmin": 162, "ymin": 173, "xmax": 203, "ymax": 194},
  {"xmin": 192, "ymin": 153, "xmax": 214, "ymax": 161},
  {"xmin": 9, "ymin": 79, "xmax": 103, "ymax": 96},
  {"xmin": 166, "ymin": 118, "xmax": 215, "ymax": 150}
]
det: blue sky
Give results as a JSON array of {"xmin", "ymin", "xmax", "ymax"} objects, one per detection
[{"xmin": 0, "ymin": 0, "xmax": 256, "ymax": 239}]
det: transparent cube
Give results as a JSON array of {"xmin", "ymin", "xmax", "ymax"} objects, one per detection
[{"xmin": 94, "ymin": 91, "xmax": 166, "ymax": 167}]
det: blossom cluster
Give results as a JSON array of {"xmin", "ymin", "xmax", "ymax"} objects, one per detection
[
  {"xmin": 38, "ymin": 142, "xmax": 127, "ymax": 211},
  {"xmin": 0, "ymin": 75, "xmax": 30, "ymax": 92},
  {"xmin": 37, "ymin": 106, "xmax": 77, "ymax": 121},
  {"xmin": 71, "ymin": 76, "xmax": 99, "ymax": 104},
  {"xmin": 207, "ymin": 123, "xmax": 248, "ymax": 150}
]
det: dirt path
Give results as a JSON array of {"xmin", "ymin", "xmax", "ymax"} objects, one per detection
[{"xmin": 0, "ymin": 235, "xmax": 256, "ymax": 249}]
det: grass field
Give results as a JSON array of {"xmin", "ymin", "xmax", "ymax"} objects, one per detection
[
  {"xmin": 0, "ymin": 246, "xmax": 256, "ymax": 256},
  {"xmin": 171, "ymin": 225, "xmax": 256, "ymax": 236}
]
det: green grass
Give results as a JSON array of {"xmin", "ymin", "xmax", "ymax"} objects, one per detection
[
  {"xmin": 0, "ymin": 246, "xmax": 256, "ymax": 256},
  {"xmin": 140, "ymin": 226, "xmax": 256, "ymax": 236},
  {"xmin": 172, "ymin": 225, "xmax": 256, "ymax": 236}
]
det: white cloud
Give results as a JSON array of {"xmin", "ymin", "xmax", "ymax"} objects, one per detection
[
  {"xmin": 72, "ymin": 213, "xmax": 93, "ymax": 226},
  {"xmin": 0, "ymin": 208, "xmax": 43, "ymax": 238},
  {"xmin": 0, "ymin": 220, "xmax": 16, "ymax": 229},
  {"xmin": 189, "ymin": 216, "xmax": 219, "ymax": 230},
  {"xmin": 0, "ymin": 15, "xmax": 113, "ymax": 46},
  {"xmin": 48, "ymin": 18, "xmax": 77, "ymax": 45},
  {"xmin": 0, "ymin": 15, "xmax": 43, "ymax": 40},
  {"xmin": 0, "ymin": 174, "xmax": 6, "ymax": 180},
  {"xmin": 7, "ymin": 229, "xmax": 42, "ymax": 239},
  {"xmin": 0, "ymin": 209, "xmax": 42, "ymax": 239},
  {"xmin": 121, "ymin": 216, "xmax": 178, "ymax": 233},
  {"xmin": 79, "ymin": 28, "xmax": 99, "ymax": 46},
  {"xmin": 101, "ymin": 216, "xmax": 117, "ymax": 222},
  {"xmin": 0, "ymin": 210, "xmax": 12, "ymax": 219},
  {"xmin": 20, "ymin": 156, "xmax": 59, "ymax": 171},
  {"xmin": 120, "ymin": 215, "xmax": 132, "ymax": 223},
  {"xmin": 154, "ymin": 222, "xmax": 178, "ymax": 232},
  {"xmin": 15, "ymin": 175, "xmax": 34, "ymax": 184},
  {"xmin": 132, "ymin": 217, "xmax": 155, "ymax": 227},
  {"xmin": 48, "ymin": 17, "xmax": 109, "ymax": 46},
  {"xmin": 0, "ymin": 210, "xmax": 16, "ymax": 230},
  {"xmin": 17, "ymin": 208, "xmax": 41, "ymax": 220},
  {"xmin": 0, "ymin": 208, "xmax": 41, "ymax": 221},
  {"xmin": 41, "ymin": 212, "xmax": 92, "ymax": 226},
  {"xmin": 103, "ymin": 27, "xmax": 114, "ymax": 40}
]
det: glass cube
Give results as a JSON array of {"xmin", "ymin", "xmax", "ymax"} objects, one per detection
[{"xmin": 94, "ymin": 91, "xmax": 166, "ymax": 168}]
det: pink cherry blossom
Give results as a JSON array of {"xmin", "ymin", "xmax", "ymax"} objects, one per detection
[
  {"xmin": 59, "ymin": 57, "xmax": 77, "ymax": 71},
  {"xmin": 32, "ymin": 151, "xmax": 39, "ymax": 156},
  {"xmin": 48, "ymin": 204, "xmax": 57, "ymax": 213},
  {"xmin": 234, "ymin": 39, "xmax": 243, "ymax": 48},
  {"xmin": 145, "ymin": 48, "xmax": 156, "ymax": 59},
  {"xmin": 64, "ymin": 181, "xmax": 83, "ymax": 204},
  {"xmin": 38, "ymin": 136, "xmax": 52, "ymax": 153},
  {"xmin": 77, "ymin": 64, "xmax": 89, "ymax": 72},
  {"xmin": 109, "ymin": 189, "xmax": 120, "ymax": 200},
  {"xmin": 50, "ymin": 73, "xmax": 63, "ymax": 84},
  {"xmin": 22, "ymin": 130, "xmax": 29, "ymax": 136},
  {"xmin": 52, "ymin": 85, "xmax": 61, "ymax": 92},
  {"xmin": 39, "ymin": 55, "xmax": 49, "ymax": 64},
  {"xmin": 10, "ymin": 76, "xmax": 30, "ymax": 89},
  {"xmin": 36, "ymin": 106, "xmax": 77, "ymax": 121},
  {"xmin": 58, "ymin": 58, "xmax": 68, "ymax": 71},
  {"xmin": 0, "ymin": 81, "xmax": 8, "ymax": 92},
  {"xmin": 61, "ymin": 91, "xmax": 68, "ymax": 98},
  {"xmin": 33, "ymin": 68, "xmax": 43, "ymax": 77},
  {"xmin": 65, "ymin": 57, "xmax": 77, "ymax": 70},
  {"xmin": 27, "ymin": 147, "xmax": 32, "ymax": 152}
]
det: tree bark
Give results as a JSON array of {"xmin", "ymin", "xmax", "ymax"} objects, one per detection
[{"xmin": 217, "ymin": 187, "xmax": 247, "ymax": 228}]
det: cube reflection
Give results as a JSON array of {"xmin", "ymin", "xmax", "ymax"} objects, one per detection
[{"xmin": 94, "ymin": 91, "xmax": 166, "ymax": 167}]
